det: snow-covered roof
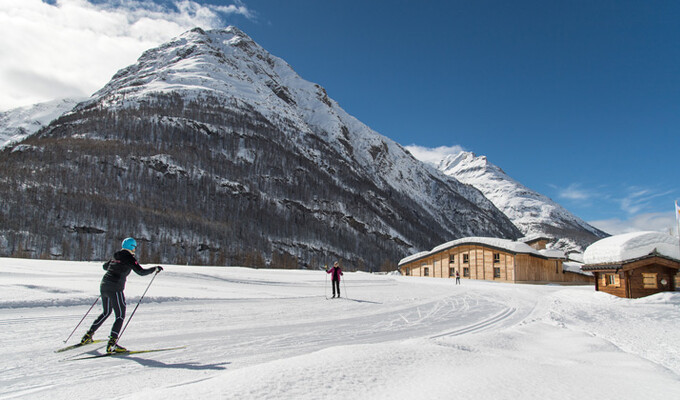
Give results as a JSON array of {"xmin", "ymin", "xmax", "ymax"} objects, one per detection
[
  {"xmin": 539, "ymin": 249, "xmax": 566, "ymax": 259},
  {"xmin": 399, "ymin": 237, "xmax": 563, "ymax": 266},
  {"xmin": 398, "ymin": 251, "xmax": 430, "ymax": 266},
  {"xmin": 583, "ymin": 231, "xmax": 680, "ymax": 265},
  {"xmin": 567, "ymin": 252, "xmax": 584, "ymax": 263},
  {"xmin": 562, "ymin": 261, "xmax": 593, "ymax": 277},
  {"xmin": 518, "ymin": 235, "xmax": 554, "ymax": 243}
]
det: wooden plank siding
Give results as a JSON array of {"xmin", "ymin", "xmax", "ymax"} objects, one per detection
[
  {"xmin": 587, "ymin": 256, "xmax": 680, "ymax": 298},
  {"xmin": 400, "ymin": 241, "xmax": 592, "ymax": 284},
  {"xmin": 514, "ymin": 254, "xmax": 571, "ymax": 283}
]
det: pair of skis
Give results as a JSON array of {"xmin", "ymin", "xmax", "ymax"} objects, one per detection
[{"xmin": 55, "ymin": 340, "xmax": 184, "ymax": 360}]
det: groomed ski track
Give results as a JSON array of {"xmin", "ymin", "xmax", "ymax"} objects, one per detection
[{"xmin": 1, "ymin": 261, "xmax": 536, "ymax": 399}]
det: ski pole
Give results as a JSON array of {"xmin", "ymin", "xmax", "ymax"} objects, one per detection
[
  {"xmin": 324, "ymin": 265, "xmax": 329, "ymax": 299},
  {"xmin": 114, "ymin": 269, "xmax": 160, "ymax": 345},
  {"xmin": 342, "ymin": 277, "xmax": 348, "ymax": 299},
  {"xmin": 63, "ymin": 296, "xmax": 100, "ymax": 343}
]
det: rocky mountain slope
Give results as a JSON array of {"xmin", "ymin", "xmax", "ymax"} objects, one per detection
[{"xmin": 0, "ymin": 27, "xmax": 520, "ymax": 269}]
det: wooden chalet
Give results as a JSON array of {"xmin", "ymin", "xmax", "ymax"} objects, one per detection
[
  {"xmin": 582, "ymin": 232, "xmax": 680, "ymax": 299},
  {"xmin": 582, "ymin": 253, "xmax": 680, "ymax": 298},
  {"xmin": 398, "ymin": 237, "xmax": 593, "ymax": 284}
]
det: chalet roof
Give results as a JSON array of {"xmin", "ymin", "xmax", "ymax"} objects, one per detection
[
  {"xmin": 581, "ymin": 251, "xmax": 680, "ymax": 271},
  {"xmin": 519, "ymin": 235, "xmax": 554, "ymax": 243},
  {"xmin": 399, "ymin": 237, "xmax": 565, "ymax": 266},
  {"xmin": 583, "ymin": 231, "xmax": 680, "ymax": 265}
]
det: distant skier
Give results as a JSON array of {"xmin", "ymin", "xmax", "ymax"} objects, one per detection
[
  {"xmin": 80, "ymin": 237, "xmax": 162, "ymax": 353},
  {"xmin": 326, "ymin": 261, "xmax": 344, "ymax": 298},
  {"xmin": 455, "ymin": 270, "xmax": 461, "ymax": 285}
]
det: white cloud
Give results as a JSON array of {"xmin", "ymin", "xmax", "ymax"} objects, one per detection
[
  {"xmin": 619, "ymin": 186, "xmax": 675, "ymax": 215},
  {"xmin": 0, "ymin": 0, "xmax": 253, "ymax": 111},
  {"xmin": 554, "ymin": 183, "xmax": 594, "ymax": 201},
  {"xmin": 404, "ymin": 144, "xmax": 464, "ymax": 166},
  {"xmin": 589, "ymin": 212, "xmax": 678, "ymax": 236}
]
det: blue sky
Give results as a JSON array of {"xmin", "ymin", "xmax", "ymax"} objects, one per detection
[{"xmin": 2, "ymin": 0, "xmax": 678, "ymax": 235}]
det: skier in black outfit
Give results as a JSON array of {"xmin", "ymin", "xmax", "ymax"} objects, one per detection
[
  {"xmin": 326, "ymin": 261, "xmax": 344, "ymax": 298},
  {"xmin": 80, "ymin": 237, "xmax": 162, "ymax": 353}
]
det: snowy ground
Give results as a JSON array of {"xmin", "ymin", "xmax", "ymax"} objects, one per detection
[{"xmin": 1, "ymin": 258, "xmax": 679, "ymax": 399}]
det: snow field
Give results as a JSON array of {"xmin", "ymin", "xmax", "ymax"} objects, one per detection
[{"xmin": 0, "ymin": 258, "xmax": 679, "ymax": 399}]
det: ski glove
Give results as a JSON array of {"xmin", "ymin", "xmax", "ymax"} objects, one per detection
[{"xmin": 156, "ymin": 266, "xmax": 164, "ymax": 272}]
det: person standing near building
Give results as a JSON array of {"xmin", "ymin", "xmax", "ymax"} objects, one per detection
[
  {"xmin": 455, "ymin": 270, "xmax": 461, "ymax": 285},
  {"xmin": 80, "ymin": 237, "xmax": 162, "ymax": 353},
  {"xmin": 326, "ymin": 261, "xmax": 344, "ymax": 298}
]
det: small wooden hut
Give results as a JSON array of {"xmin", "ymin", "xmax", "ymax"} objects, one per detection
[{"xmin": 582, "ymin": 232, "xmax": 680, "ymax": 298}]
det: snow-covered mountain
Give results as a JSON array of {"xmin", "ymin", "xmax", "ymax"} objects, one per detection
[
  {"xmin": 0, "ymin": 98, "xmax": 83, "ymax": 149},
  {"xmin": 0, "ymin": 27, "xmax": 520, "ymax": 267},
  {"xmin": 433, "ymin": 151, "xmax": 608, "ymax": 252}
]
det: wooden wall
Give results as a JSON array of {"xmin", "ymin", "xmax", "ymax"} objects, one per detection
[
  {"xmin": 401, "ymin": 245, "xmax": 519, "ymax": 282},
  {"xmin": 593, "ymin": 258, "xmax": 679, "ymax": 298},
  {"xmin": 627, "ymin": 264, "xmax": 676, "ymax": 298},
  {"xmin": 399, "ymin": 243, "xmax": 592, "ymax": 284},
  {"xmin": 595, "ymin": 271, "xmax": 627, "ymax": 298},
  {"xmin": 514, "ymin": 255, "xmax": 592, "ymax": 284}
]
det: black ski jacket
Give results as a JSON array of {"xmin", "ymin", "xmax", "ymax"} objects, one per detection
[{"xmin": 101, "ymin": 250, "xmax": 155, "ymax": 292}]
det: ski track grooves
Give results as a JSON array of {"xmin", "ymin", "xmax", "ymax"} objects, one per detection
[{"xmin": 429, "ymin": 307, "xmax": 517, "ymax": 339}]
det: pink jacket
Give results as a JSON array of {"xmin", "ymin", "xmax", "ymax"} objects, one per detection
[{"xmin": 327, "ymin": 266, "xmax": 343, "ymax": 281}]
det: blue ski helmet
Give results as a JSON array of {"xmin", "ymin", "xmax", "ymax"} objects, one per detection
[{"xmin": 121, "ymin": 237, "xmax": 137, "ymax": 252}]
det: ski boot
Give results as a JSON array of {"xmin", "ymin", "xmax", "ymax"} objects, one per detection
[
  {"xmin": 107, "ymin": 337, "xmax": 128, "ymax": 353},
  {"xmin": 80, "ymin": 331, "xmax": 94, "ymax": 345}
]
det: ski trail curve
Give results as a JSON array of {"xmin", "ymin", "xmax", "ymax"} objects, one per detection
[{"xmin": 429, "ymin": 307, "xmax": 517, "ymax": 339}]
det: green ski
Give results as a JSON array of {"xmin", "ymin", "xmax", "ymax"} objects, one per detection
[
  {"xmin": 55, "ymin": 339, "xmax": 106, "ymax": 353},
  {"xmin": 68, "ymin": 346, "xmax": 186, "ymax": 360}
]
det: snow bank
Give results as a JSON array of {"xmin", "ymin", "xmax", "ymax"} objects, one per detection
[{"xmin": 583, "ymin": 231, "xmax": 680, "ymax": 265}]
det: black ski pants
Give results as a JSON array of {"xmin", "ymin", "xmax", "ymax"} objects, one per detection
[
  {"xmin": 331, "ymin": 279, "xmax": 340, "ymax": 297},
  {"xmin": 88, "ymin": 288, "xmax": 126, "ymax": 339}
]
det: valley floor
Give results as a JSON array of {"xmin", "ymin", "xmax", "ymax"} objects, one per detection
[{"xmin": 1, "ymin": 258, "xmax": 678, "ymax": 399}]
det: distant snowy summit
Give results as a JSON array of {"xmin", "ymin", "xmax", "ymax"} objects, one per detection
[
  {"xmin": 417, "ymin": 150, "xmax": 609, "ymax": 252},
  {"xmin": 0, "ymin": 98, "xmax": 83, "ymax": 149}
]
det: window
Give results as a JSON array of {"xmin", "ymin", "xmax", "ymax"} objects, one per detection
[
  {"xmin": 463, "ymin": 267, "xmax": 470, "ymax": 277},
  {"xmin": 642, "ymin": 273, "xmax": 657, "ymax": 289},
  {"xmin": 449, "ymin": 267, "xmax": 455, "ymax": 277},
  {"xmin": 406, "ymin": 268, "xmax": 411, "ymax": 276},
  {"xmin": 424, "ymin": 267, "xmax": 429, "ymax": 277},
  {"xmin": 493, "ymin": 253, "xmax": 500, "ymax": 264},
  {"xmin": 493, "ymin": 267, "xmax": 501, "ymax": 278},
  {"xmin": 605, "ymin": 274, "xmax": 619, "ymax": 287},
  {"xmin": 449, "ymin": 254, "xmax": 455, "ymax": 264},
  {"xmin": 463, "ymin": 254, "xmax": 469, "ymax": 264}
]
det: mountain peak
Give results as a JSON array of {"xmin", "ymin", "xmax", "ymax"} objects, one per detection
[
  {"xmin": 85, "ymin": 26, "xmax": 298, "ymax": 113},
  {"xmin": 436, "ymin": 151, "xmax": 608, "ymax": 252},
  {"xmin": 2, "ymin": 26, "xmax": 522, "ymax": 266},
  {"xmin": 439, "ymin": 151, "xmax": 488, "ymax": 174}
]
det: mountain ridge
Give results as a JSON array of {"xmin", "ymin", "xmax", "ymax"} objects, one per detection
[
  {"xmin": 433, "ymin": 150, "xmax": 609, "ymax": 252},
  {"xmin": 0, "ymin": 26, "xmax": 520, "ymax": 268}
]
